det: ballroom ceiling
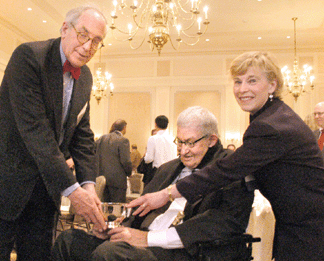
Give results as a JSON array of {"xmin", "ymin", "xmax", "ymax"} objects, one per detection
[{"xmin": 1, "ymin": 0, "xmax": 324, "ymax": 57}]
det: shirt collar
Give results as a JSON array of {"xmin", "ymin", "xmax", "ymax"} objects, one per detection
[
  {"xmin": 157, "ymin": 129, "xmax": 166, "ymax": 135},
  {"xmin": 60, "ymin": 42, "xmax": 67, "ymax": 67},
  {"xmin": 114, "ymin": 130, "xmax": 123, "ymax": 136}
]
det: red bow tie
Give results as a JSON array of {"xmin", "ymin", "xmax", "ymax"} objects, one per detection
[{"xmin": 63, "ymin": 60, "xmax": 81, "ymax": 80}]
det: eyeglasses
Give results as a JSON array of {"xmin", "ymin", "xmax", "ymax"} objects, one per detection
[
  {"xmin": 174, "ymin": 135, "xmax": 208, "ymax": 148},
  {"xmin": 314, "ymin": 112, "xmax": 324, "ymax": 117},
  {"xmin": 71, "ymin": 23, "xmax": 104, "ymax": 50}
]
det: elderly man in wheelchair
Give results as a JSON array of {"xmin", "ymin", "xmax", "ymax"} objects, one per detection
[{"xmin": 52, "ymin": 106, "xmax": 258, "ymax": 261}]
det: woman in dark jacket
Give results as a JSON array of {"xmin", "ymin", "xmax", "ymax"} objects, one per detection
[{"xmin": 129, "ymin": 51, "xmax": 324, "ymax": 261}]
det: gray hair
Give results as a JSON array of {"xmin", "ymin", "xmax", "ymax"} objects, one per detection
[
  {"xmin": 177, "ymin": 106, "xmax": 219, "ymax": 137},
  {"xmin": 60, "ymin": 5, "xmax": 108, "ymax": 35}
]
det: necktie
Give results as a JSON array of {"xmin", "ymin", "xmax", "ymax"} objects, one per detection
[
  {"xmin": 59, "ymin": 69, "xmax": 74, "ymax": 145},
  {"xmin": 63, "ymin": 60, "xmax": 81, "ymax": 80},
  {"xmin": 318, "ymin": 130, "xmax": 324, "ymax": 151}
]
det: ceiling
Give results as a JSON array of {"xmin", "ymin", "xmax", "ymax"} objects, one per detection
[{"xmin": 1, "ymin": 0, "xmax": 324, "ymax": 57}]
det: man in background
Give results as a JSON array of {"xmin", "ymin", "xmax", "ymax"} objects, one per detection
[
  {"xmin": 130, "ymin": 144, "xmax": 142, "ymax": 171},
  {"xmin": 314, "ymin": 101, "xmax": 324, "ymax": 155},
  {"xmin": 143, "ymin": 115, "xmax": 177, "ymax": 185},
  {"xmin": 227, "ymin": 144, "xmax": 236, "ymax": 151},
  {"xmin": 52, "ymin": 106, "xmax": 254, "ymax": 261},
  {"xmin": 96, "ymin": 119, "xmax": 132, "ymax": 203},
  {"xmin": 0, "ymin": 5, "xmax": 107, "ymax": 260}
]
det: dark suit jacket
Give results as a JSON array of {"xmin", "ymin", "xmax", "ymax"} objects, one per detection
[
  {"xmin": 96, "ymin": 131, "xmax": 132, "ymax": 190},
  {"xmin": 314, "ymin": 129, "xmax": 321, "ymax": 140},
  {"xmin": 131, "ymin": 141, "xmax": 254, "ymax": 259},
  {"xmin": 313, "ymin": 129, "xmax": 324, "ymax": 158},
  {"xmin": 0, "ymin": 38, "xmax": 97, "ymax": 220},
  {"xmin": 177, "ymin": 99, "xmax": 324, "ymax": 260}
]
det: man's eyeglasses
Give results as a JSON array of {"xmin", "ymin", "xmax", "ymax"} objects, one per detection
[
  {"xmin": 71, "ymin": 23, "xmax": 104, "ymax": 50},
  {"xmin": 314, "ymin": 112, "xmax": 324, "ymax": 117},
  {"xmin": 174, "ymin": 135, "xmax": 208, "ymax": 148}
]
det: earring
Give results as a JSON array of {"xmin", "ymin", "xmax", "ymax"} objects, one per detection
[{"xmin": 269, "ymin": 93, "xmax": 273, "ymax": 101}]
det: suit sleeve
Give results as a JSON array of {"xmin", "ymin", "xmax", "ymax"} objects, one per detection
[
  {"xmin": 119, "ymin": 138, "xmax": 132, "ymax": 177},
  {"xmin": 68, "ymin": 102, "xmax": 98, "ymax": 183},
  {"xmin": 175, "ymin": 185, "xmax": 254, "ymax": 255},
  {"xmin": 177, "ymin": 122, "xmax": 285, "ymax": 203}
]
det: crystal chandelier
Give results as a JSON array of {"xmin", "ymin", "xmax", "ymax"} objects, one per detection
[
  {"xmin": 109, "ymin": 0, "xmax": 210, "ymax": 55},
  {"xmin": 92, "ymin": 49, "xmax": 114, "ymax": 104},
  {"xmin": 281, "ymin": 17, "xmax": 315, "ymax": 102}
]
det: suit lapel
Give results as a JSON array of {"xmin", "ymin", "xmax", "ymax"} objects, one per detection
[
  {"xmin": 45, "ymin": 38, "xmax": 64, "ymax": 142},
  {"xmin": 62, "ymin": 66, "xmax": 91, "ymax": 143},
  {"xmin": 159, "ymin": 163, "xmax": 184, "ymax": 190}
]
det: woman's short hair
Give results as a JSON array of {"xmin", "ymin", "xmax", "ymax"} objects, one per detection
[
  {"xmin": 230, "ymin": 51, "xmax": 284, "ymax": 99},
  {"xmin": 177, "ymin": 106, "xmax": 219, "ymax": 137}
]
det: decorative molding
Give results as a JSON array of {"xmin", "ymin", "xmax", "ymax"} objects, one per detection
[
  {"xmin": 30, "ymin": 0, "xmax": 63, "ymax": 24},
  {"xmin": 0, "ymin": 16, "xmax": 34, "ymax": 42},
  {"xmin": 0, "ymin": 50, "xmax": 9, "ymax": 73}
]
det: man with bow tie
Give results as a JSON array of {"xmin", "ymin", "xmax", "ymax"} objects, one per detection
[
  {"xmin": 52, "ymin": 106, "xmax": 255, "ymax": 261},
  {"xmin": 0, "ymin": 5, "xmax": 107, "ymax": 260}
]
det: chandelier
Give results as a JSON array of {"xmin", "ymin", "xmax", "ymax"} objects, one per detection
[
  {"xmin": 109, "ymin": 0, "xmax": 210, "ymax": 55},
  {"xmin": 281, "ymin": 17, "xmax": 315, "ymax": 102},
  {"xmin": 92, "ymin": 49, "xmax": 114, "ymax": 104}
]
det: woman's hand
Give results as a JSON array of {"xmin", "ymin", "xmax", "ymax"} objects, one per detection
[{"xmin": 126, "ymin": 189, "xmax": 169, "ymax": 216}]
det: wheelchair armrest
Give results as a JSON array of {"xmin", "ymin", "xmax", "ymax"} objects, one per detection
[
  {"xmin": 197, "ymin": 234, "xmax": 261, "ymax": 261},
  {"xmin": 198, "ymin": 233, "xmax": 261, "ymax": 247}
]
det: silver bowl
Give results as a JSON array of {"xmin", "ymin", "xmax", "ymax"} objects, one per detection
[{"xmin": 101, "ymin": 202, "xmax": 131, "ymax": 229}]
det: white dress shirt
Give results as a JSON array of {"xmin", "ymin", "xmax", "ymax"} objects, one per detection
[
  {"xmin": 147, "ymin": 167, "xmax": 193, "ymax": 249},
  {"xmin": 144, "ymin": 129, "xmax": 177, "ymax": 168}
]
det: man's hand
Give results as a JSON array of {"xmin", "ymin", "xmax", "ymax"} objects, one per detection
[
  {"xmin": 92, "ymin": 223, "xmax": 110, "ymax": 240},
  {"xmin": 65, "ymin": 158, "xmax": 75, "ymax": 170},
  {"xmin": 68, "ymin": 185, "xmax": 107, "ymax": 232},
  {"xmin": 109, "ymin": 227, "xmax": 148, "ymax": 247}
]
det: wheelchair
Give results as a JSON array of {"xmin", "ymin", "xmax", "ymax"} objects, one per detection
[{"xmin": 197, "ymin": 234, "xmax": 261, "ymax": 261}]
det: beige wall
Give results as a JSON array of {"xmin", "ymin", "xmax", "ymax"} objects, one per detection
[
  {"xmin": 173, "ymin": 91, "xmax": 221, "ymax": 137},
  {"xmin": 108, "ymin": 92, "xmax": 151, "ymax": 156},
  {"xmin": 88, "ymin": 51, "xmax": 324, "ymax": 151},
  {"xmin": 1, "ymin": 24, "xmax": 324, "ymax": 152},
  {"xmin": 0, "ymin": 20, "xmax": 33, "ymax": 83}
]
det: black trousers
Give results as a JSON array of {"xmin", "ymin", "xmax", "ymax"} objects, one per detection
[
  {"xmin": 52, "ymin": 229, "xmax": 159, "ymax": 261},
  {"xmin": 103, "ymin": 186, "xmax": 127, "ymax": 203},
  {"xmin": 52, "ymin": 229, "xmax": 206, "ymax": 261},
  {"xmin": 0, "ymin": 178, "xmax": 57, "ymax": 261},
  {"xmin": 52, "ymin": 229, "xmax": 247, "ymax": 261}
]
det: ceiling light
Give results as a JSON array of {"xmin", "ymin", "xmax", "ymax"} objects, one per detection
[
  {"xmin": 281, "ymin": 17, "xmax": 315, "ymax": 101},
  {"xmin": 108, "ymin": 0, "xmax": 210, "ymax": 55},
  {"xmin": 92, "ymin": 49, "xmax": 114, "ymax": 104}
]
